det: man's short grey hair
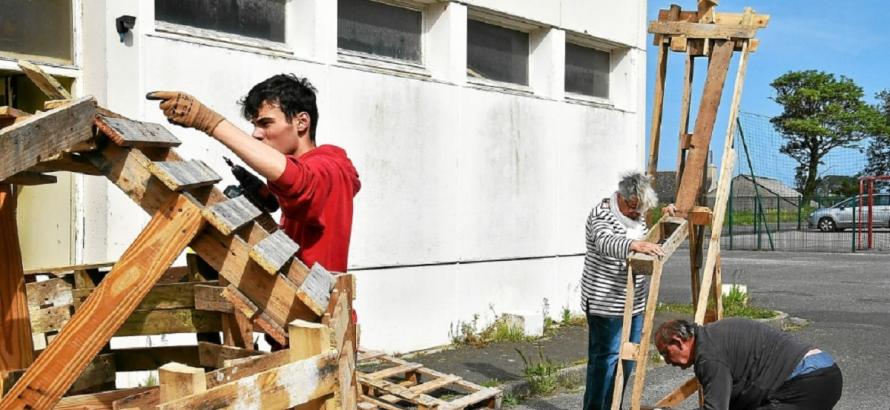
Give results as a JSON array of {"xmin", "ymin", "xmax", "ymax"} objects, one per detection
[
  {"xmin": 617, "ymin": 171, "xmax": 658, "ymax": 211},
  {"xmin": 654, "ymin": 319, "xmax": 697, "ymax": 345}
]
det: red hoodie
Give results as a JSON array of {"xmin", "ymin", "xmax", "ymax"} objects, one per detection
[{"xmin": 268, "ymin": 145, "xmax": 361, "ymax": 272}]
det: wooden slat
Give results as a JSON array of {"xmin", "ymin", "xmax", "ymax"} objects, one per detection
[
  {"xmin": 298, "ymin": 263, "xmax": 335, "ymax": 317},
  {"xmin": 359, "ymin": 377, "xmax": 443, "ymax": 409},
  {"xmin": 0, "ymin": 195, "xmax": 204, "ymax": 409},
  {"xmin": 648, "ymin": 21, "xmax": 758, "ymax": 39},
  {"xmin": 95, "ymin": 116, "xmax": 181, "ymax": 148},
  {"xmin": 202, "ymin": 195, "xmax": 262, "ymax": 236},
  {"xmin": 112, "ymin": 345, "xmax": 201, "ymax": 371},
  {"xmin": 193, "ymin": 284, "xmax": 233, "ymax": 313},
  {"xmin": 610, "ymin": 267, "xmax": 637, "ymax": 409},
  {"xmin": 630, "ymin": 263, "xmax": 668, "ymax": 407},
  {"xmin": 197, "ymin": 341, "xmax": 263, "ymax": 369},
  {"xmin": 24, "ymin": 262, "xmax": 114, "ymax": 276},
  {"xmin": 674, "ymin": 40, "xmax": 734, "ymax": 213},
  {"xmin": 1, "ymin": 171, "xmax": 57, "ymax": 186},
  {"xmin": 85, "ymin": 134, "xmax": 316, "ymax": 327},
  {"xmin": 27, "ymin": 153, "xmax": 101, "ymax": 175},
  {"xmin": 25, "ymin": 277, "xmax": 72, "ymax": 309},
  {"xmin": 16, "ymin": 60, "xmax": 72, "ymax": 99},
  {"xmin": 408, "ymin": 374, "xmax": 461, "ymax": 394},
  {"xmin": 654, "ymin": 376, "xmax": 700, "ymax": 408},
  {"xmin": 73, "ymin": 281, "xmax": 204, "ymax": 311},
  {"xmin": 249, "ymin": 229, "xmax": 300, "ymax": 274},
  {"xmin": 366, "ymin": 364, "xmax": 424, "ymax": 381},
  {"xmin": 0, "ymin": 184, "xmax": 34, "ymax": 373},
  {"xmin": 111, "ymin": 387, "xmax": 159, "ymax": 410},
  {"xmin": 656, "ymin": 9, "xmax": 769, "ymax": 28},
  {"xmin": 71, "ymin": 354, "xmax": 116, "ymax": 393},
  {"xmin": 206, "ymin": 349, "xmax": 288, "ymax": 389},
  {"xmin": 441, "ymin": 387, "xmax": 501, "ymax": 410},
  {"xmin": 148, "ymin": 160, "xmax": 221, "ymax": 192},
  {"xmin": 116, "ymin": 309, "xmax": 222, "ymax": 336},
  {"xmin": 158, "ymin": 352, "xmax": 338, "ymax": 410},
  {"xmin": 0, "ymin": 97, "xmax": 96, "ymax": 181},
  {"xmin": 628, "ymin": 218, "xmax": 688, "ymax": 275},
  {"xmin": 29, "ymin": 304, "xmax": 72, "ymax": 334},
  {"xmin": 54, "ymin": 387, "xmax": 154, "ymax": 410},
  {"xmin": 646, "ymin": 41, "xmax": 669, "ymax": 179},
  {"xmin": 221, "ymin": 285, "xmax": 288, "ymax": 345},
  {"xmin": 159, "ymin": 362, "xmax": 206, "ymax": 403}
]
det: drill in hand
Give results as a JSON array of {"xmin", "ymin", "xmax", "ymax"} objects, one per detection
[{"xmin": 222, "ymin": 157, "xmax": 279, "ymax": 213}]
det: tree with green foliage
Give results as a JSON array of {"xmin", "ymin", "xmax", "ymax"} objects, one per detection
[
  {"xmin": 865, "ymin": 90, "xmax": 890, "ymax": 177},
  {"xmin": 770, "ymin": 70, "xmax": 884, "ymax": 200}
]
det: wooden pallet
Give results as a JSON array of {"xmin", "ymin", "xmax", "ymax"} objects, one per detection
[{"xmin": 357, "ymin": 354, "xmax": 501, "ymax": 410}]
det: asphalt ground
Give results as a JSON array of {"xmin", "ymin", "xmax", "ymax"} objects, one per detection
[
  {"xmin": 509, "ymin": 248, "xmax": 890, "ymax": 409},
  {"xmin": 406, "ymin": 248, "xmax": 889, "ymax": 409}
]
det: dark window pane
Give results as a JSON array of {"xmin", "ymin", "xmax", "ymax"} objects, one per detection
[
  {"xmin": 155, "ymin": 0, "xmax": 285, "ymax": 42},
  {"xmin": 338, "ymin": 0, "xmax": 422, "ymax": 62},
  {"xmin": 565, "ymin": 42, "xmax": 610, "ymax": 98},
  {"xmin": 467, "ymin": 20, "xmax": 528, "ymax": 85},
  {"xmin": 0, "ymin": 0, "xmax": 72, "ymax": 62}
]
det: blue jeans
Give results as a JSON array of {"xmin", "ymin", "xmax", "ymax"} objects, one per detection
[{"xmin": 583, "ymin": 314, "xmax": 643, "ymax": 410}]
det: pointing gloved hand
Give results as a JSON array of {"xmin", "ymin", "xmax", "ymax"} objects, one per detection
[{"xmin": 146, "ymin": 91, "xmax": 224, "ymax": 135}]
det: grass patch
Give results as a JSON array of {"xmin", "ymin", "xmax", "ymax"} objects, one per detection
[
  {"xmin": 516, "ymin": 347, "xmax": 561, "ymax": 397},
  {"xmin": 450, "ymin": 313, "xmax": 533, "ymax": 348},
  {"xmin": 502, "ymin": 392, "xmax": 520, "ymax": 407},
  {"xmin": 655, "ymin": 285, "xmax": 776, "ymax": 320}
]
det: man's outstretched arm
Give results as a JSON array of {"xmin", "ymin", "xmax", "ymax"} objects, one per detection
[{"xmin": 146, "ymin": 91, "xmax": 287, "ymax": 181}]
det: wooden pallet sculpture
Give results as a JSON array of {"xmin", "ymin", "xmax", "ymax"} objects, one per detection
[
  {"xmin": 0, "ymin": 61, "xmax": 358, "ymax": 409},
  {"xmin": 610, "ymin": 2, "xmax": 768, "ymax": 409},
  {"xmin": 356, "ymin": 352, "xmax": 501, "ymax": 410}
]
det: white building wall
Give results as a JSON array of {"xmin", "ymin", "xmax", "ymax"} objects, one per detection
[{"xmin": 71, "ymin": 0, "xmax": 647, "ymax": 353}]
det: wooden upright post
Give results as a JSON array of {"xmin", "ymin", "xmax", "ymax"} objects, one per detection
[
  {"xmin": 0, "ymin": 184, "xmax": 34, "ymax": 377},
  {"xmin": 0, "ymin": 195, "xmax": 204, "ymax": 409}
]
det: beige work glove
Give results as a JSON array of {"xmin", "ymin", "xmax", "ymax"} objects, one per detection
[{"xmin": 146, "ymin": 91, "xmax": 225, "ymax": 135}]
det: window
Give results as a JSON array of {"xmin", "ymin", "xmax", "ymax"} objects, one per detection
[
  {"xmin": 338, "ymin": 0, "xmax": 422, "ymax": 63},
  {"xmin": 0, "ymin": 0, "xmax": 73, "ymax": 63},
  {"xmin": 467, "ymin": 20, "xmax": 528, "ymax": 85},
  {"xmin": 155, "ymin": 0, "xmax": 285, "ymax": 42},
  {"xmin": 565, "ymin": 42, "xmax": 610, "ymax": 99}
]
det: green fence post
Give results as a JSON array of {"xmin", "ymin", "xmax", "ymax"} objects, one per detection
[
  {"xmin": 755, "ymin": 195, "xmax": 761, "ymax": 250},
  {"xmin": 729, "ymin": 181, "xmax": 734, "ymax": 250},
  {"xmin": 776, "ymin": 194, "xmax": 781, "ymax": 232}
]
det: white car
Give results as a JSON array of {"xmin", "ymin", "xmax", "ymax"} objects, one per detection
[{"xmin": 808, "ymin": 194, "xmax": 890, "ymax": 232}]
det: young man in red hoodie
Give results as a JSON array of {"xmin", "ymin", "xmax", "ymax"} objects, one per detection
[{"xmin": 147, "ymin": 74, "xmax": 361, "ymax": 273}]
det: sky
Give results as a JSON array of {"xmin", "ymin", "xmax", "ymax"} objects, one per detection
[{"xmin": 645, "ymin": 0, "xmax": 890, "ymax": 175}]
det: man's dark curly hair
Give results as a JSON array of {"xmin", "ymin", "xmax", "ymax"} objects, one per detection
[{"xmin": 240, "ymin": 74, "xmax": 319, "ymax": 142}]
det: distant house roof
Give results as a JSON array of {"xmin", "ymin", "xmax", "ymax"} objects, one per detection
[{"xmin": 711, "ymin": 174, "xmax": 801, "ymax": 198}]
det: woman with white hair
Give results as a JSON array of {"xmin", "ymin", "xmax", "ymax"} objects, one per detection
[{"xmin": 581, "ymin": 170, "xmax": 676, "ymax": 410}]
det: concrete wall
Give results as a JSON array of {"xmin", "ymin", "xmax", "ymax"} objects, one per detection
[{"xmin": 62, "ymin": 0, "xmax": 648, "ymax": 353}]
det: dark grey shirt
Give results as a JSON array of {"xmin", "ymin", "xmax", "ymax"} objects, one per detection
[{"xmin": 694, "ymin": 318, "xmax": 812, "ymax": 410}]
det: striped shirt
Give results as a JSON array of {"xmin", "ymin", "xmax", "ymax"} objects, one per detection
[{"xmin": 582, "ymin": 198, "xmax": 648, "ymax": 317}]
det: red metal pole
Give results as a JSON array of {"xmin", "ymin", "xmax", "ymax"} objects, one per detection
[
  {"xmin": 858, "ymin": 177, "xmax": 864, "ymax": 250},
  {"xmin": 868, "ymin": 179, "xmax": 875, "ymax": 249}
]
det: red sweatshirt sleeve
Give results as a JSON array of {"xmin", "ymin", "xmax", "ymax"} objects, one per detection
[{"xmin": 268, "ymin": 156, "xmax": 331, "ymax": 225}]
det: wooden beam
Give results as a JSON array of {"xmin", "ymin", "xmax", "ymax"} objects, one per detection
[
  {"xmin": 94, "ymin": 117, "xmax": 181, "ymax": 148},
  {"xmin": 205, "ymin": 349, "xmax": 289, "ymax": 389},
  {"xmin": 695, "ymin": 41, "xmax": 750, "ymax": 324},
  {"xmin": 16, "ymin": 60, "xmax": 72, "ymax": 100},
  {"xmin": 0, "ymin": 107, "xmax": 29, "ymax": 130},
  {"xmin": 0, "ymin": 195, "xmax": 204, "ymax": 409},
  {"xmin": 197, "ymin": 342, "xmax": 262, "ymax": 369},
  {"xmin": 159, "ymin": 362, "xmax": 206, "ymax": 403},
  {"xmin": 27, "ymin": 153, "xmax": 102, "ymax": 176},
  {"xmin": 648, "ymin": 21, "xmax": 757, "ymax": 40},
  {"xmin": 657, "ymin": 9, "xmax": 769, "ymax": 28},
  {"xmin": 54, "ymin": 387, "xmax": 153, "ymax": 410},
  {"xmin": 250, "ymin": 229, "xmax": 300, "ymax": 275},
  {"xmin": 111, "ymin": 387, "xmax": 159, "ymax": 410},
  {"xmin": 675, "ymin": 50, "xmax": 695, "ymax": 191},
  {"xmin": 222, "ymin": 285, "xmax": 288, "ymax": 345},
  {"xmin": 158, "ymin": 352, "xmax": 338, "ymax": 409},
  {"xmin": 646, "ymin": 42, "xmax": 669, "ymax": 179},
  {"xmin": 654, "ymin": 376, "xmax": 700, "ymax": 408},
  {"xmin": 0, "ymin": 97, "xmax": 96, "ymax": 181},
  {"xmin": 115, "ymin": 309, "xmax": 222, "ymax": 337},
  {"xmin": 0, "ymin": 184, "xmax": 34, "ymax": 373},
  {"xmin": 674, "ymin": 40, "xmax": 734, "ymax": 213}
]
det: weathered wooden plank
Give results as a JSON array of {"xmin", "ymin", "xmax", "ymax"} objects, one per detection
[
  {"xmin": 654, "ymin": 376, "xmax": 700, "ymax": 408},
  {"xmin": 158, "ymin": 265, "xmax": 191, "ymax": 284},
  {"xmin": 409, "ymin": 374, "xmax": 462, "ymax": 394},
  {"xmin": 366, "ymin": 364, "xmax": 424, "ymax": 381},
  {"xmin": 648, "ymin": 21, "xmax": 757, "ymax": 39},
  {"xmin": 0, "ymin": 184, "xmax": 35, "ymax": 373},
  {"xmin": 23, "ymin": 262, "xmax": 115, "ymax": 277},
  {"xmin": 361, "ymin": 376, "xmax": 443, "ymax": 408},
  {"xmin": 0, "ymin": 97, "xmax": 96, "ymax": 181},
  {"xmin": 442, "ymin": 387, "xmax": 501, "ymax": 410},
  {"xmin": 646, "ymin": 42, "xmax": 669, "ymax": 179},
  {"xmin": 159, "ymin": 352, "xmax": 338, "ymax": 409},
  {"xmin": 197, "ymin": 342, "xmax": 263, "ymax": 369},
  {"xmin": 25, "ymin": 277, "xmax": 73, "ymax": 309},
  {"xmin": 194, "ymin": 284, "xmax": 233, "ymax": 313},
  {"xmin": 112, "ymin": 345, "xmax": 201, "ymax": 371},
  {"xmin": 29, "ymin": 304, "xmax": 73, "ymax": 334},
  {"xmin": 222, "ymin": 285, "xmax": 287, "ymax": 345},
  {"xmin": 27, "ymin": 153, "xmax": 101, "ymax": 176},
  {"xmin": 116, "ymin": 309, "xmax": 222, "ymax": 336},
  {"xmin": 85, "ymin": 136, "xmax": 316, "ymax": 327},
  {"xmin": 298, "ymin": 263, "xmax": 335, "ymax": 317},
  {"xmin": 202, "ymin": 195, "xmax": 262, "ymax": 236},
  {"xmin": 54, "ymin": 387, "xmax": 154, "ymax": 410},
  {"xmin": 250, "ymin": 229, "xmax": 300, "ymax": 275},
  {"xmin": 657, "ymin": 9, "xmax": 769, "ymax": 28},
  {"xmin": 675, "ymin": 40, "xmax": 734, "ymax": 212},
  {"xmin": 328, "ymin": 291, "xmax": 349, "ymax": 354},
  {"xmin": 95, "ymin": 116, "xmax": 181, "ymax": 148},
  {"xmin": 1, "ymin": 171, "xmax": 57, "ymax": 186},
  {"xmin": 0, "ymin": 195, "xmax": 204, "ymax": 409},
  {"xmin": 73, "ymin": 281, "xmax": 206, "ymax": 311},
  {"xmin": 70, "ymin": 354, "xmax": 116, "ymax": 393},
  {"xmin": 16, "ymin": 60, "xmax": 72, "ymax": 100},
  {"xmin": 205, "ymin": 349, "xmax": 287, "ymax": 389},
  {"xmin": 111, "ymin": 387, "xmax": 159, "ymax": 410},
  {"xmin": 148, "ymin": 160, "xmax": 221, "ymax": 192}
]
